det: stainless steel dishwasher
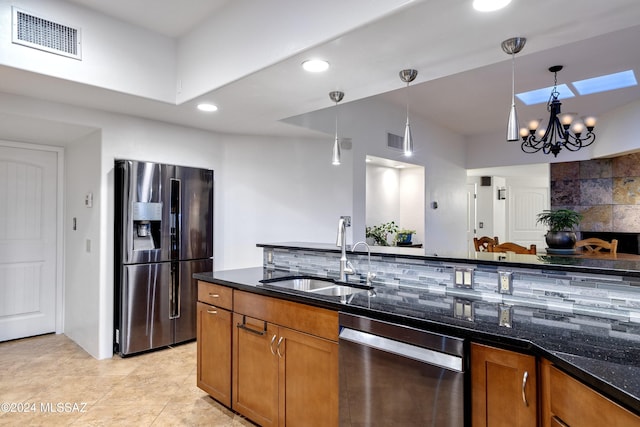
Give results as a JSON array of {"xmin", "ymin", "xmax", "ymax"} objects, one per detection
[{"xmin": 339, "ymin": 313, "xmax": 466, "ymax": 427}]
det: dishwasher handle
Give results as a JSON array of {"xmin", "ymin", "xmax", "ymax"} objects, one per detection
[{"xmin": 339, "ymin": 327, "xmax": 463, "ymax": 373}]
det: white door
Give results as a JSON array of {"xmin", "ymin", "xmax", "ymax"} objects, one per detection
[
  {"xmin": 0, "ymin": 145, "xmax": 58, "ymax": 341},
  {"xmin": 507, "ymin": 185, "xmax": 549, "ymax": 250}
]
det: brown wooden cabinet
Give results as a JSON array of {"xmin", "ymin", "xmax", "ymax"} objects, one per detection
[
  {"xmin": 233, "ymin": 290, "xmax": 339, "ymax": 427},
  {"xmin": 232, "ymin": 313, "xmax": 279, "ymax": 427},
  {"xmin": 540, "ymin": 359, "xmax": 640, "ymax": 427},
  {"xmin": 196, "ymin": 282, "xmax": 233, "ymax": 407},
  {"xmin": 471, "ymin": 342, "xmax": 537, "ymax": 427}
]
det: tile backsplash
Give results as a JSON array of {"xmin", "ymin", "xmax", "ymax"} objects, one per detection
[{"xmin": 263, "ymin": 247, "xmax": 640, "ymax": 324}]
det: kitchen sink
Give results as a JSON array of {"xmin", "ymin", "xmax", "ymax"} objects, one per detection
[{"xmin": 259, "ymin": 276, "xmax": 373, "ymax": 301}]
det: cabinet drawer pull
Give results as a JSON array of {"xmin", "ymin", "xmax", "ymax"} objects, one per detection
[
  {"xmin": 270, "ymin": 335, "xmax": 277, "ymax": 355},
  {"xmin": 276, "ymin": 336, "xmax": 285, "ymax": 358},
  {"xmin": 208, "ymin": 293, "xmax": 220, "ymax": 298},
  {"xmin": 522, "ymin": 371, "xmax": 529, "ymax": 407},
  {"xmin": 237, "ymin": 315, "xmax": 267, "ymax": 336},
  {"xmin": 206, "ymin": 309, "xmax": 218, "ymax": 314},
  {"xmin": 551, "ymin": 415, "xmax": 569, "ymax": 427}
]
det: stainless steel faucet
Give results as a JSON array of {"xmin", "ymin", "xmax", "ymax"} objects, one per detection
[
  {"xmin": 336, "ymin": 216, "xmax": 354, "ymax": 281},
  {"xmin": 352, "ymin": 241, "xmax": 376, "ymax": 286}
]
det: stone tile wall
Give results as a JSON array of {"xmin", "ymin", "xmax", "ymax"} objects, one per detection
[
  {"xmin": 263, "ymin": 247, "xmax": 640, "ymax": 325},
  {"xmin": 551, "ymin": 152, "xmax": 640, "ymax": 232}
]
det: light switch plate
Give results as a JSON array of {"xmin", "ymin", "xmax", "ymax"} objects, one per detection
[
  {"xmin": 498, "ymin": 271, "xmax": 513, "ymax": 294},
  {"xmin": 454, "ymin": 298, "xmax": 474, "ymax": 322},
  {"xmin": 454, "ymin": 268, "xmax": 474, "ymax": 289}
]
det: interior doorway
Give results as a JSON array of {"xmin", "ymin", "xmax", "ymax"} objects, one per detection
[
  {"xmin": 365, "ymin": 155, "xmax": 425, "ymax": 246},
  {"xmin": 467, "ymin": 163, "xmax": 549, "ymax": 250}
]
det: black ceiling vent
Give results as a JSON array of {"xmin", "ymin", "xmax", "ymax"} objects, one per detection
[
  {"xmin": 387, "ymin": 132, "xmax": 403, "ymax": 151},
  {"xmin": 12, "ymin": 7, "xmax": 82, "ymax": 60}
]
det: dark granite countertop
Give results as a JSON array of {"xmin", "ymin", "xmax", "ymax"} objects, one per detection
[{"xmin": 194, "ymin": 266, "xmax": 640, "ymax": 415}]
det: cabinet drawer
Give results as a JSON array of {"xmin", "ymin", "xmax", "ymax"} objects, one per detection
[
  {"xmin": 198, "ymin": 281, "xmax": 233, "ymax": 309},
  {"xmin": 548, "ymin": 365, "xmax": 639, "ymax": 426},
  {"xmin": 234, "ymin": 290, "xmax": 338, "ymax": 341}
]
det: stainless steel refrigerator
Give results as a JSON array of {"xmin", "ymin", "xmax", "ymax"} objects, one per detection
[{"xmin": 114, "ymin": 160, "xmax": 213, "ymax": 356}]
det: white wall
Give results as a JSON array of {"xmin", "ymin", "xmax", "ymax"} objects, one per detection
[
  {"xmin": 399, "ymin": 167, "xmax": 425, "ymax": 243},
  {"xmin": 466, "ymin": 131, "xmax": 594, "ymax": 169},
  {"xmin": 64, "ymin": 130, "xmax": 102, "ymax": 354},
  {"xmin": 465, "ymin": 100, "xmax": 640, "ymax": 170},
  {"xmin": 592, "ymin": 99, "xmax": 640, "ymax": 157},
  {"xmin": 0, "ymin": 0, "xmax": 176, "ymax": 102},
  {"xmin": 366, "ymin": 164, "xmax": 400, "ymax": 228},
  {"xmin": 287, "ymin": 95, "xmax": 469, "ymax": 255},
  {"xmin": 216, "ymin": 134, "xmax": 353, "ymax": 269}
]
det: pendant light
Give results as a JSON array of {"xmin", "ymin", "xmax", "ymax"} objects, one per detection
[
  {"xmin": 329, "ymin": 91, "xmax": 344, "ymax": 165},
  {"xmin": 399, "ymin": 69, "xmax": 417, "ymax": 156},
  {"xmin": 501, "ymin": 37, "xmax": 526, "ymax": 142}
]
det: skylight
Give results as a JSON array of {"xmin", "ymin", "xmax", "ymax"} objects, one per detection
[
  {"xmin": 516, "ymin": 84, "xmax": 575, "ymax": 106},
  {"xmin": 572, "ymin": 70, "xmax": 637, "ymax": 95},
  {"xmin": 516, "ymin": 70, "xmax": 638, "ymax": 106}
]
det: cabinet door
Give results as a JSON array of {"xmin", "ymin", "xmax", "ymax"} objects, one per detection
[
  {"xmin": 471, "ymin": 343, "xmax": 537, "ymax": 427},
  {"xmin": 278, "ymin": 327, "xmax": 339, "ymax": 427},
  {"xmin": 540, "ymin": 359, "xmax": 640, "ymax": 427},
  {"xmin": 196, "ymin": 302, "xmax": 232, "ymax": 407},
  {"xmin": 233, "ymin": 313, "xmax": 279, "ymax": 427}
]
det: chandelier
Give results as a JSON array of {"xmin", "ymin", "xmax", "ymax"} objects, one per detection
[{"xmin": 520, "ymin": 65, "xmax": 596, "ymax": 157}]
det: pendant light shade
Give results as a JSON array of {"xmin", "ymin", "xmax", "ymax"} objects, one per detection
[
  {"xmin": 501, "ymin": 37, "xmax": 526, "ymax": 142},
  {"xmin": 331, "ymin": 135, "xmax": 341, "ymax": 166},
  {"xmin": 403, "ymin": 118, "xmax": 413, "ymax": 157},
  {"xmin": 329, "ymin": 91, "xmax": 344, "ymax": 165},
  {"xmin": 399, "ymin": 69, "xmax": 418, "ymax": 156}
]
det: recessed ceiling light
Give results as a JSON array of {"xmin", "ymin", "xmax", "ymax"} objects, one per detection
[
  {"xmin": 302, "ymin": 59, "xmax": 330, "ymax": 72},
  {"xmin": 572, "ymin": 70, "xmax": 638, "ymax": 95},
  {"xmin": 473, "ymin": 0, "xmax": 511, "ymax": 12},
  {"xmin": 197, "ymin": 103, "xmax": 218, "ymax": 112},
  {"xmin": 516, "ymin": 84, "xmax": 575, "ymax": 106}
]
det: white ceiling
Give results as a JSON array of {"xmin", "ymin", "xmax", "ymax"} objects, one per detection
[{"xmin": 4, "ymin": 0, "xmax": 640, "ymax": 140}]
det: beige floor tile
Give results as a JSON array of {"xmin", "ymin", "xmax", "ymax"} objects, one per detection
[
  {"xmin": 0, "ymin": 334, "xmax": 254, "ymax": 426},
  {"xmin": 70, "ymin": 403, "xmax": 166, "ymax": 426}
]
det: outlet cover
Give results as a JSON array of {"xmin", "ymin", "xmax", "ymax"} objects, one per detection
[
  {"xmin": 498, "ymin": 304, "xmax": 513, "ymax": 328},
  {"xmin": 498, "ymin": 271, "xmax": 513, "ymax": 294}
]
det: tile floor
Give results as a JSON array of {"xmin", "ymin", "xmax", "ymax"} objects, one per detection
[{"xmin": 0, "ymin": 334, "xmax": 255, "ymax": 426}]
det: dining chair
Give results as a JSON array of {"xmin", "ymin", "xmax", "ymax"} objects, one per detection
[
  {"xmin": 575, "ymin": 238, "xmax": 618, "ymax": 255},
  {"xmin": 473, "ymin": 236, "xmax": 499, "ymax": 252},
  {"xmin": 488, "ymin": 242, "xmax": 537, "ymax": 254}
]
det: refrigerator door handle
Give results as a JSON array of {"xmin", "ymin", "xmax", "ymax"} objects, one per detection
[
  {"xmin": 169, "ymin": 263, "xmax": 180, "ymax": 319},
  {"xmin": 170, "ymin": 178, "xmax": 181, "ymax": 260}
]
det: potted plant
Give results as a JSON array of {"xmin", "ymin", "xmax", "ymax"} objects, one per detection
[
  {"xmin": 365, "ymin": 221, "xmax": 398, "ymax": 246},
  {"xmin": 395, "ymin": 229, "xmax": 416, "ymax": 245},
  {"xmin": 536, "ymin": 209, "xmax": 583, "ymax": 250}
]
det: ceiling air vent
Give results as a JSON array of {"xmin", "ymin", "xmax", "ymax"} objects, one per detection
[
  {"xmin": 12, "ymin": 7, "xmax": 82, "ymax": 60},
  {"xmin": 387, "ymin": 132, "xmax": 404, "ymax": 151}
]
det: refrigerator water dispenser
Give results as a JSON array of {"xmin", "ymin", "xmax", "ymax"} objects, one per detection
[{"xmin": 132, "ymin": 202, "xmax": 162, "ymax": 250}]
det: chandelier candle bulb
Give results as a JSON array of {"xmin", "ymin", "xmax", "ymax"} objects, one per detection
[
  {"xmin": 528, "ymin": 120, "xmax": 540, "ymax": 131},
  {"xmin": 572, "ymin": 122, "xmax": 585, "ymax": 134},
  {"xmin": 560, "ymin": 113, "xmax": 574, "ymax": 126},
  {"xmin": 584, "ymin": 116, "xmax": 597, "ymax": 129},
  {"xmin": 520, "ymin": 128, "xmax": 529, "ymax": 138}
]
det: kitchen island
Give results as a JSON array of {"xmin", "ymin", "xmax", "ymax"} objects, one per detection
[{"xmin": 195, "ymin": 242, "xmax": 640, "ymax": 422}]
